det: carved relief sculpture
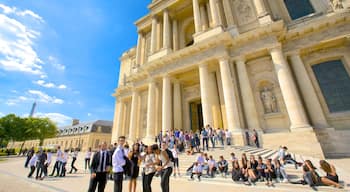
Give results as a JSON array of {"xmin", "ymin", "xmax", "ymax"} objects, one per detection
[
  {"xmin": 331, "ymin": 0, "xmax": 344, "ymax": 10},
  {"xmin": 233, "ymin": 0, "xmax": 255, "ymax": 24},
  {"xmin": 260, "ymin": 87, "xmax": 278, "ymax": 113}
]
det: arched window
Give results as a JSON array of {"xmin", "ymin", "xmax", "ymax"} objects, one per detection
[
  {"xmin": 284, "ymin": 0, "xmax": 315, "ymax": 20},
  {"xmin": 312, "ymin": 60, "xmax": 350, "ymax": 113}
]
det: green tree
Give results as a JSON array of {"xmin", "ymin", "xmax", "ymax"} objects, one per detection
[{"xmin": 26, "ymin": 117, "xmax": 57, "ymax": 146}]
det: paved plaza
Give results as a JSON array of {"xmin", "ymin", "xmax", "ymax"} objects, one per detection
[{"xmin": 0, "ymin": 148, "xmax": 349, "ymax": 192}]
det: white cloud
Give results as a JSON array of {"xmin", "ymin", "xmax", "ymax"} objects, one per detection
[
  {"xmin": 34, "ymin": 79, "xmax": 67, "ymax": 89},
  {"xmin": 48, "ymin": 56, "xmax": 65, "ymax": 71},
  {"xmin": 34, "ymin": 112, "xmax": 72, "ymax": 126},
  {"xmin": 87, "ymin": 113, "xmax": 92, "ymax": 117},
  {"xmin": 6, "ymin": 89, "xmax": 65, "ymax": 106},
  {"xmin": 0, "ymin": 4, "xmax": 44, "ymax": 23},
  {"xmin": 58, "ymin": 84, "xmax": 66, "ymax": 89},
  {"xmin": 28, "ymin": 90, "xmax": 64, "ymax": 104},
  {"xmin": 0, "ymin": 112, "xmax": 4, "ymax": 117},
  {"xmin": 0, "ymin": 3, "xmax": 45, "ymax": 76}
]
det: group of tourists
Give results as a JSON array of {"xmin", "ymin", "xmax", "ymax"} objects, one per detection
[
  {"xmin": 87, "ymin": 136, "xmax": 176, "ymax": 192},
  {"xmin": 156, "ymin": 125, "xmax": 260, "ymax": 156},
  {"xmin": 23, "ymin": 125, "xmax": 343, "ymax": 191},
  {"xmin": 25, "ymin": 146, "xmax": 88, "ymax": 180},
  {"xmin": 185, "ymin": 145, "xmax": 343, "ymax": 189}
]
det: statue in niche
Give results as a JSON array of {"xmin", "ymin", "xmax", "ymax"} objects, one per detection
[
  {"xmin": 331, "ymin": 0, "xmax": 344, "ymax": 10},
  {"xmin": 234, "ymin": 0, "xmax": 253, "ymax": 24},
  {"xmin": 260, "ymin": 87, "xmax": 278, "ymax": 114}
]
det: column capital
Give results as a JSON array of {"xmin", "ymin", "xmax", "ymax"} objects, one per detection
[
  {"xmin": 198, "ymin": 63, "xmax": 208, "ymax": 68},
  {"xmin": 269, "ymin": 44, "xmax": 283, "ymax": 53},
  {"xmin": 285, "ymin": 50, "xmax": 301, "ymax": 57},
  {"xmin": 233, "ymin": 56, "xmax": 246, "ymax": 63}
]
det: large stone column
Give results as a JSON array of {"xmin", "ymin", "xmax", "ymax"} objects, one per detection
[
  {"xmin": 252, "ymin": 0, "xmax": 272, "ymax": 24},
  {"xmin": 219, "ymin": 58, "xmax": 245, "ymax": 145},
  {"xmin": 192, "ymin": 0, "xmax": 202, "ymax": 33},
  {"xmin": 136, "ymin": 33, "xmax": 143, "ymax": 65},
  {"xmin": 218, "ymin": 58, "xmax": 241, "ymax": 132},
  {"xmin": 172, "ymin": 19, "xmax": 179, "ymax": 51},
  {"xmin": 270, "ymin": 46, "xmax": 311, "ymax": 131},
  {"xmin": 173, "ymin": 80, "xmax": 182, "ymax": 130},
  {"xmin": 111, "ymin": 100, "xmax": 124, "ymax": 143},
  {"xmin": 199, "ymin": 64, "xmax": 214, "ymax": 126},
  {"xmin": 129, "ymin": 90, "xmax": 139, "ymax": 141},
  {"xmin": 150, "ymin": 16, "xmax": 158, "ymax": 54},
  {"xmin": 163, "ymin": 9, "xmax": 171, "ymax": 50},
  {"xmin": 289, "ymin": 52, "xmax": 329, "ymax": 128},
  {"xmin": 222, "ymin": 0, "xmax": 235, "ymax": 26},
  {"xmin": 236, "ymin": 58, "xmax": 260, "ymax": 130},
  {"xmin": 145, "ymin": 80, "xmax": 156, "ymax": 144},
  {"xmin": 162, "ymin": 75, "xmax": 172, "ymax": 133},
  {"xmin": 140, "ymin": 35, "xmax": 146, "ymax": 65},
  {"xmin": 200, "ymin": 4, "xmax": 209, "ymax": 31},
  {"xmin": 209, "ymin": 0, "xmax": 221, "ymax": 27}
]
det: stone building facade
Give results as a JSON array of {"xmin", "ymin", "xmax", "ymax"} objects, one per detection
[
  {"xmin": 112, "ymin": 0, "xmax": 350, "ymax": 158},
  {"xmin": 8, "ymin": 120, "xmax": 112, "ymax": 152}
]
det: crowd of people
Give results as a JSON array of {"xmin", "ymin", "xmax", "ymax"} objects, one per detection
[
  {"xmin": 25, "ymin": 146, "xmax": 84, "ymax": 180},
  {"xmin": 22, "ymin": 126, "xmax": 343, "ymax": 191}
]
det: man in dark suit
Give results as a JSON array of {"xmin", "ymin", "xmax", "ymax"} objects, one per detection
[{"xmin": 88, "ymin": 142, "xmax": 111, "ymax": 192}]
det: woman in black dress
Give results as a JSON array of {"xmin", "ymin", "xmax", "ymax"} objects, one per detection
[{"xmin": 128, "ymin": 143, "xmax": 140, "ymax": 192}]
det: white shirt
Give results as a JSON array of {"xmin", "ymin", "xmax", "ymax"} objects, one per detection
[
  {"xmin": 29, "ymin": 154, "xmax": 38, "ymax": 166},
  {"xmin": 192, "ymin": 165, "xmax": 202, "ymax": 173},
  {"xmin": 226, "ymin": 130, "xmax": 232, "ymax": 138},
  {"xmin": 56, "ymin": 149, "xmax": 62, "ymax": 161},
  {"xmin": 112, "ymin": 146, "xmax": 125, "ymax": 173},
  {"xmin": 61, "ymin": 152, "xmax": 68, "ymax": 163},
  {"xmin": 196, "ymin": 155, "xmax": 205, "ymax": 165},
  {"xmin": 171, "ymin": 148, "xmax": 178, "ymax": 158},
  {"xmin": 208, "ymin": 159, "xmax": 216, "ymax": 167},
  {"xmin": 85, "ymin": 151, "xmax": 92, "ymax": 159},
  {"xmin": 46, "ymin": 152, "xmax": 52, "ymax": 164}
]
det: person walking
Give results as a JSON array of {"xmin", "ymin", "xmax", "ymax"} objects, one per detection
[
  {"xmin": 69, "ymin": 148, "xmax": 78, "ymax": 173},
  {"xmin": 36, "ymin": 150, "xmax": 47, "ymax": 180},
  {"xmin": 142, "ymin": 145, "xmax": 159, "ymax": 192},
  {"xmin": 49, "ymin": 146, "xmax": 62, "ymax": 177},
  {"xmin": 27, "ymin": 151, "xmax": 38, "ymax": 178},
  {"xmin": 128, "ymin": 143, "xmax": 140, "ymax": 192},
  {"xmin": 88, "ymin": 142, "xmax": 111, "ymax": 192},
  {"xmin": 85, "ymin": 147, "xmax": 92, "ymax": 172},
  {"xmin": 157, "ymin": 142, "xmax": 173, "ymax": 192},
  {"xmin": 24, "ymin": 147, "xmax": 34, "ymax": 168},
  {"xmin": 60, "ymin": 149, "xmax": 69, "ymax": 177},
  {"xmin": 112, "ymin": 136, "xmax": 126, "ymax": 192}
]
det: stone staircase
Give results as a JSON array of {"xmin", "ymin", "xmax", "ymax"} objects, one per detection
[{"xmin": 174, "ymin": 145, "xmax": 349, "ymax": 191}]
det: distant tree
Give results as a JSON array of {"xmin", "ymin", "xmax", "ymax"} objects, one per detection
[
  {"xmin": 26, "ymin": 117, "xmax": 58, "ymax": 146},
  {"xmin": 0, "ymin": 114, "xmax": 58, "ymax": 148}
]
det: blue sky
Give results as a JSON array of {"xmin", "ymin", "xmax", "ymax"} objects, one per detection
[{"xmin": 0, "ymin": 1, "xmax": 149, "ymax": 126}]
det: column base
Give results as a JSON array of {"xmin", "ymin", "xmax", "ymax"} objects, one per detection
[
  {"xmin": 227, "ymin": 25, "xmax": 239, "ymax": 37},
  {"xmin": 261, "ymin": 130, "xmax": 325, "ymax": 159},
  {"xmin": 290, "ymin": 124, "xmax": 313, "ymax": 132},
  {"xmin": 193, "ymin": 26, "xmax": 224, "ymax": 43},
  {"xmin": 232, "ymin": 130, "xmax": 245, "ymax": 146},
  {"xmin": 142, "ymin": 136, "xmax": 156, "ymax": 146},
  {"xmin": 258, "ymin": 15, "xmax": 272, "ymax": 25}
]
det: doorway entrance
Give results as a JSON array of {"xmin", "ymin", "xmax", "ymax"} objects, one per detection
[{"xmin": 189, "ymin": 100, "xmax": 203, "ymax": 133}]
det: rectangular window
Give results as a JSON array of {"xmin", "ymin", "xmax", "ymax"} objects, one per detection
[
  {"xmin": 312, "ymin": 60, "xmax": 350, "ymax": 113},
  {"xmin": 284, "ymin": 0, "xmax": 315, "ymax": 20}
]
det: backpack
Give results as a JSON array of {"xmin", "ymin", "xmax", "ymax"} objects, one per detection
[
  {"xmin": 165, "ymin": 149, "xmax": 175, "ymax": 162},
  {"xmin": 202, "ymin": 130, "xmax": 208, "ymax": 137}
]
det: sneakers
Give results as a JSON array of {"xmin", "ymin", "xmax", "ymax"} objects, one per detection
[{"xmin": 282, "ymin": 179, "xmax": 289, "ymax": 183}]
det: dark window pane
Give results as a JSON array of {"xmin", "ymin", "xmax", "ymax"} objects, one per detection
[
  {"xmin": 312, "ymin": 60, "xmax": 350, "ymax": 113},
  {"xmin": 284, "ymin": 0, "xmax": 315, "ymax": 20}
]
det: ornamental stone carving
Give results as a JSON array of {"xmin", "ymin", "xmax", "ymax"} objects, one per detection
[
  {"xmin": 331, "ymin": 0, "xmax": 344, "ymax": 10},
  {"xmin": 260, "ymin": 87, "xmax": 278, "ymax": 113},
  {"xmin": 233, "ymin": 0, "xmax": 256, "ymax": 25}
]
